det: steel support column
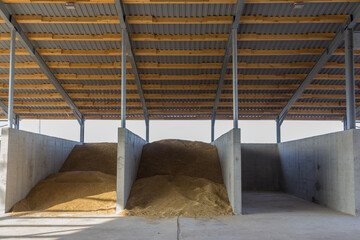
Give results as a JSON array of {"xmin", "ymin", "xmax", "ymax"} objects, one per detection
[
  {"xmin": 211, "ymin": 118, "xmax": 215, "ymax": 142},
  {"xmin": 276, "ymin": 118, "xmax": 281, "ymax": 143},
  {"xmin": 121, "ymin": 28, "xmax": 126, "ymax": 128},
  {"xmin": 14, "ymin": 114, "xmax": 19, "ymax": 130},
  {"xmin": 7, "ymin": 27, "xmax": 15, "ymax": 128},
  {"xmin": 80, "ymin": 118, "xmax": 85, "ymax": 143},
  {"xmin": 345, "ymin": 28, "xmax": 356, "ymax": 130},
  {"xmin": 232, "ymin": 28, "xmax": 238, "ymax": 129},
  {"xmin": 343, "ymin": 117, "xmax": 347, "ymax": 131},
  {"xmin": 210, "ymin": 0, "xmax": 244, "ymax": 141},
  {"xmin": 114, "ymin": 0, "xmax": 149, "ymax": 130},
  {"xmin": 145, "ymin": 118, "xmax": 149, "ymax": 142}
]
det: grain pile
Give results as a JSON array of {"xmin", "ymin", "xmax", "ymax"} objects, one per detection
[
  {"xmin": 60, "ymin": 143, "xmax": 117, "ymax": 176},
  {"xmin": 122, "ymin": 139, "xmax": 233, "ymax": 218},
  {"xmin": 11, "ymin": 143, "xmax": 117, "ymax": 216},
  {"xmin": 137, "ymin": 139, "xmax": 223, "ymax": 183},
  {"xmin": 11, "ymin": 140, "xmax": 232, "ymax": 218}
]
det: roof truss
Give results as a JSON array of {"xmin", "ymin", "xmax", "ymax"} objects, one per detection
[
  {"xmin": 276, "ymin": 4, "xmax": 360, "ymax": 125},
  {"xmin": 0, "ymin": 0, "xmax": 83, "ymax": 124}
]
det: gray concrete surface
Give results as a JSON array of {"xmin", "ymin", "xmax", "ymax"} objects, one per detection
[
  {"xmin": 0, "ymin": 128, "xmax": 79, "ymax": 213},
  {"xmin": 1, "ymin": 192, "xmax": 360, "ymax": 240},
  {"xmin": 241, "ymin": 144, "xmax": 281, "ymax": 191},
  {"xmin": 354, "ymin": 130, "xmax": 360, "ymax": 216},
  {"xmin": 116, "ymin": 128, "xmax": 147, "ymax": 213},
  {"xmin": 213, "ymin": 128, "xmax": 241, "ymax": 214},
  {"xmin": 0, "ymin": 216, "xmax": 177, "ymax": 240},
  {"xmin": 279, "ymin": 129, "xmax": 360, "ymax": 216}
]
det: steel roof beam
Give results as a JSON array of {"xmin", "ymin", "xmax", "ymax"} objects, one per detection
[
  {"xmin": 211, "ymin": 0, "xmax": 245, "ymax": 142},
  {"xmin": 0, "ymin": 101, "xmax": 9, "ymax": 117},
  {"xmin": 276, "ymin": 4, "xmax": 360, "ymax": 126},
  {"xmin": 0, "ymin": 101, "xmax": 19, "ymax": 127},
  {"xmin": 0, "ymin": 0, "xmax": 83, "ymax": 124},
  {"xmin": 114, "ymin": 0, "xmax": 149, "ymax": 124}
]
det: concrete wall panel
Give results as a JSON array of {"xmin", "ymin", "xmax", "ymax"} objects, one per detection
[
  {"xmin": 213, "ymin": 128, "xmax": 242, "ymax": 215},
  {"xmin": 353, "ymin": 130, "xmax": 360, "ymax": 216},
  {"xmin": 0, "ymin": 128, "xmax": 79, "ymax": 213},
  {"xmin": 116, "ymin": 128, "xmax": 147, "ymax": 213},
  {"xmin": 241, "ymin": 144, "xmax": 281, "ymax": 191},
  {"xmin": 279, "ymin": 129, "xmax": 360, "ymax": 216}
]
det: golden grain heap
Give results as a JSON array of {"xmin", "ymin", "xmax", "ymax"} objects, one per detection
[
  {"xmin": 12, "ymin": 143, "xmax": 117, "ymax": 216},
  {"xmin": 12, "ymin": 140, "xmax": 232, "ymax": 218},
  {"xmin": 121, "ymin": 140, "xmax": 233, "ymax": 218}
]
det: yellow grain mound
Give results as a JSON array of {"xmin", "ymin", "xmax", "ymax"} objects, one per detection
[
  {"xmin": 12, "ymin": 171, "xmax": 116, "ymax": 216},
  {"xmin": 122, "ymin": 139, "xmax": 233, "ymax": 218},
  {"xmin": 121, "ymin": 175, "xmax": 232, "ymax": 218},
  {"xmin": 60, "ymin": 143, "xmax": 117, "ymax": 176},
  {"xmin": 11, "ymin": 140, "xmax": 232, "ymax": 218},
  {"xmin": 137, "ymin": 139, "xmax": 223, "ymax": 183}
]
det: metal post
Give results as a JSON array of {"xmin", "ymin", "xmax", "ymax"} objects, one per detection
[
  {"xmin": 211, "ymin": 0, "xmax": 245, "ymax": 125},
  {"xmin": 211, "ymin": 118, "xmax": 215, "ymax": 142},
  {"xmin": 145, "ymin": 118, "xmax": 149, "ymax": 142},
  {"xmin": 343, "ymin": 117, "xmax": 347, "ymax": 131},
  {"xmin": 7, "ymin": 27, "xmax": 16, "ymax": 128},
  {"xmin": 345, "ymin": 28, "xmax": 356, "ymax": 130},
  {"xmin": 232, "ymin": 28, "xmax": 238, "ymax": 129},
  {"xmin": 14, "ymin": 115, "xmax": 19, "ymax": 130},
  {"xmin": 276, "ymin": 118, "xmax": 281, "ymax": 143},
  {"xmin": 121, "ymin": 28, "xmax": 126, "ymax": 128},
  {"xmin": 80, "ymin": 118, "xmax": 85, "ymax": 143}
]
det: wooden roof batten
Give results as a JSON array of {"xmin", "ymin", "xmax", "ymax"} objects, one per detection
[
  {"xmin": 0, "ymin": 0, "xmax": 84, "ymax": 125},
  {"xmin": 0, "ymin": 32, "xmax": 337, "ymax": 42},
  {"xmin": 1, "ymin": 14, "xmax": 360, "ymax": 25}
]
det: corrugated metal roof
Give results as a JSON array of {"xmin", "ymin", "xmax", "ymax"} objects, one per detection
[
  {"xmin": 243, "ymin": 3, "xmax": 358, "ymax": 16},
  {"xmin": 0, "ymin": 1, "xmax": 356, "ymax": 120}
]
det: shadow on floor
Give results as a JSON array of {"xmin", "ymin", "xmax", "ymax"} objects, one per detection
[
  {"xmin": 1, "ymin": 192, "xmax": 359, "ymax": 240},
  {"xmin": 242, "ymin": 191, "xmax": 335, "ymax": 215}
]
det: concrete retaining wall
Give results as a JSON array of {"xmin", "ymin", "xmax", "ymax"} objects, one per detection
[
  {"xmin": 116, "ymin": 128, "xmax": 147, "ymax": 213},
  {"xmin": 354, "ymin": 130, "xmax": 360, "ymax": 216},
  {"xmin": 279, "ymin": 129, "xmax": 360, "ymax": 216},
  {"xmin": 0, "ymin": 128, "xmax": 79, "ymax": 213},
  {"xmin": 213, "ymin": 128, "xmax": 242, "ymax": 215},
  {"xmin": 241, "ymin": 144, "xmax": 281, "ymax": 191}
]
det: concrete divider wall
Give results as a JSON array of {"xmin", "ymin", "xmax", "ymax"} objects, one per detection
[
  {"xmin": 212, "ymin": 128, "xmax": 242, "ymax": 215},
  {"xmin": 354, "ymin": 130, "xmax": 360, "ymax": 216},
  {"xmin": 116, "ymin": 128, "xmax": 147, "ymax": 213},
  {"xmin": 241, "ymin": 144, "xmax": 281, "ymax": 191},
  {"xmin": 278, "ymin": 129, "xmax": 360, "ymax": 216},
  {"xmin": 0, "ymin": 128, "xmax": 79, "ymax": 213}
]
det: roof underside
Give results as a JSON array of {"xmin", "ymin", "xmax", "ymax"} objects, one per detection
[{"xmin": 0, "ymin": 0, "xmax": 359, "ymax": 121}]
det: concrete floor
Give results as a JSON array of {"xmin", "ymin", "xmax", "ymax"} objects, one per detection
[{"xmin": 1, "ymin": 192, "xmax": 360, "ymax": 240}]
